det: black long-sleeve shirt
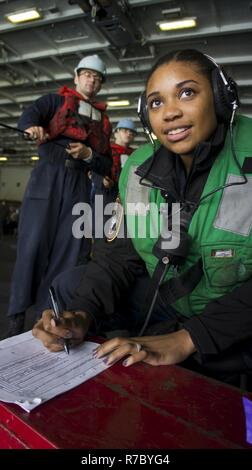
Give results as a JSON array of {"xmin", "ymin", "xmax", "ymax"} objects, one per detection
[
  {"xmin": 67, "ymin": 124, "xmax": 252, "ymax": 361},
  {"xmin": 67, "ymin": 232, "xmax": 252, "ymax": 361}
]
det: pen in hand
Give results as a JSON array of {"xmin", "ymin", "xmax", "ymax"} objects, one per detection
[{"xmin": 49, "ymin": 286, "xmax": 70, "ymax": 355}]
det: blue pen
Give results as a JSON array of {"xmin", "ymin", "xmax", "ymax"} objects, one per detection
[{"xmin": 49, "ymin": 286, "xmax": 69, "ymax": 355}]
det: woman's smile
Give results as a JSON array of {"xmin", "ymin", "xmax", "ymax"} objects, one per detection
[{"xmin": 163, "ymin": 125, "xmax": 192, "ymax": 143}]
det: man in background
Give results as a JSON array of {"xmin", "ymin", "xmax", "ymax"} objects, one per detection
[
  {"xmin": 92, "ymin": 118, "xmax": 136, "ymax": 206},
  {"xmin": 7, "ymin": 54, "xmax": 112, "ymax": 337}
]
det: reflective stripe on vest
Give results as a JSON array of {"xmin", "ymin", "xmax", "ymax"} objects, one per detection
[{"xmin": 120, "ymin": 115, "xmax": 252, "ymax": 317}]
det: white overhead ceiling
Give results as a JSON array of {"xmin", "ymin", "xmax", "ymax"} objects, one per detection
[{"xmin": 0, "ymin": 0, "xmax": 252, "ymax": 164}]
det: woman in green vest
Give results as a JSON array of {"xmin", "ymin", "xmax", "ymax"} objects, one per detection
[{"xmin": 33, "ymin": 50, "xmax": 252, "ymax": 384}]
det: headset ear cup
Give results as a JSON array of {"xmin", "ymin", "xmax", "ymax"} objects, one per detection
[
  {"xmin": 138, "ymin": 92, "xmax": 152, "ymax": 133},
  {"xmin": 211, "ymin": 68, "xmax": 238, "ymax": 122}
]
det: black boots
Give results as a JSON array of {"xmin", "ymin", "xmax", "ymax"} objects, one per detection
[{"xmin": 6, "ymin": 312, "xmax": 25, "ymax": 337}]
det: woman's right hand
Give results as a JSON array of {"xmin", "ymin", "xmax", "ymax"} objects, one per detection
[{"xmin": 32, "ymin": 310, "xmax": 93, "ymax": 352}]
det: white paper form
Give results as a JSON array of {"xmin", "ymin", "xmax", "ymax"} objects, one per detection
[{"xmin": 0, "ymin": 331, "xmax": 109, "ymax": 412}]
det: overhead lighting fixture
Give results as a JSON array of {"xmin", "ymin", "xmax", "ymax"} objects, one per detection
[
  {"xmin": 31, "ymin": 156, "xmax": 39, "ymax": 161},
  {"xmin": 107, "ymin": 100, "xmax": 129, "ymax": 107},
  {"xmin": 157, "ymin": 17, "xmax": 197, "ymax": 31},
  {"xmin": 0, "ymin": 157, "xmax": 8, "ymax": 161},
  {"xmin": 107, "ymin": 100, "xmax": 130, "ymax": 107},
  {"xmin": 6, "ymin": 9, "xmax": 41, "ymax": 24}
]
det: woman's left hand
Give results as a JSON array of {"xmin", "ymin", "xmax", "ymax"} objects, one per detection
[
  {"xmin": 66, "ymin": 142, "xmax": 92, "ymax": 160},
  {"xmin": 95, "ymin": 329, "xmax": 196, "ymax": 367}
]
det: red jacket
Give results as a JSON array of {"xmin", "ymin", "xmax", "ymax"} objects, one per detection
[{"xmin": 110, "ymin": 142, "xmax": 133, "ymax": 181}]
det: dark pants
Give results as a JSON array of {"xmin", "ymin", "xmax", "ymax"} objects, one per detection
[
  {"xmin": 90, "ymin": 173, "xmax": 118, "ymax": 238},
  {"xmin": 8, "ymin": 157, "xmax": 91, "ymax": 317}
]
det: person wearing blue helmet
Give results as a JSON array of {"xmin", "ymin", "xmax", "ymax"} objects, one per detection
[
  {"xmin": 91, "ymin": 118, "xmax": 137, "ymax": 209},
  {"xmin": 110, "ymin": 118, "xmax": 137, "ymax": 182},
  {"xmin": 90, "ymin": 118, "xmax": 136, "ymax": 234}
]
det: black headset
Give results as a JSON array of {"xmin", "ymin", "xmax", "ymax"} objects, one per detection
[
  {"xmin": 136, "ymin": 52, "xmax": 247, "ymax": 215},
  {"xmin": 137, "ymin": 53, "xmax": 239, "ymax": 136}
]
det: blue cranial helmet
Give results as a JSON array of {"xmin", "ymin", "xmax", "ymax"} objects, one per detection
[{"xmin": 115, "ymin": 119, "xmax": 136, "ymax": 133}]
